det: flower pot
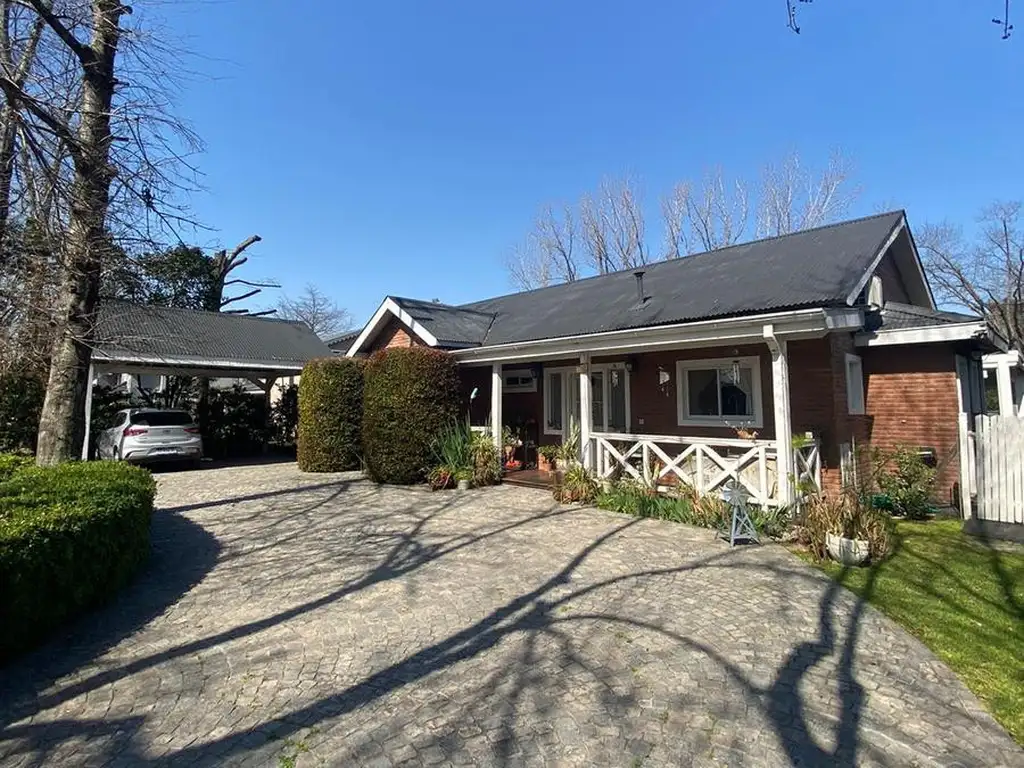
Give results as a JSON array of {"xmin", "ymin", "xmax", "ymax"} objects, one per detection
[
  {"xmin": 457, "ymin": 479, "xmax": 471, "ymax": 491},
  {"xmin": 826, "ymin": 533, "xmax": 870, "ymax": 566},
  {"xmin": 538, "ymin": 456, "xmax": 553, "ymax": 473}
]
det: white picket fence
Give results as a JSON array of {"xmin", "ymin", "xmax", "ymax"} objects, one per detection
[
  {"xmin": 590, "ymin": 432, "xmax": 820, "ymax": 507},
  {"xmin": 961, "ymin": 414, "xmax": 1024, "ymax": 524}
]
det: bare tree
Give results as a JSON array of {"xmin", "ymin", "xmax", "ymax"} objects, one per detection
[
  {"xmin": 580, "ymin": 177, "xmax": 647, "ymax": 273},
  {"xmin": 919, "ymin": 201, "xmax": 1024, "ymax": 350},
  {"xmin": 0, "ymin": 1, "xmax": 203, "ymax": 464},
  {"xmin": 505, "ymin": 205, "xmax": 578, "ymax": 290},
  {"xmin": 276, "ymin": 283, "xmax": 352, "ymax": 337},
  {"xmin": 756, "ymin": 151, "xmax": 855, "ymax": 238},
  {"xmin": 662, "ymin": 169, "xmax": 749, "ymax": 257}
]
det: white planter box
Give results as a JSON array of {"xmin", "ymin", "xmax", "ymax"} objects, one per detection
[{"xmin": 826, "ymin": 532, "xmax": 870, "ymax": 566}]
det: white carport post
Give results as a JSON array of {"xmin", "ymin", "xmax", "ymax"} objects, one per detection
[
  {"xmin": 579, "ymin": 353, "xmax": 593, "ymax": 470},
  {"xmin": 491, "ymin": 363, "xmax": 503, "ymax": 453},
  {"xmin": 81, "ymin": 362, "xmax": 95, "ymax": 460},
  {"xmin": 764, "ymin": 325, "xmax": 793, "ymax": 505}
]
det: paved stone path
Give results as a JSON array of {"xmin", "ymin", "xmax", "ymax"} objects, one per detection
[{"xmin": 1, "ymin": 462, "xmax": 1020, "ymax": 767}]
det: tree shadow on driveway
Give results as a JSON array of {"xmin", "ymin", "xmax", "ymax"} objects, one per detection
[{"xmin": 1, "ymin": 478, "xmax": 1019, "ymax": 767}]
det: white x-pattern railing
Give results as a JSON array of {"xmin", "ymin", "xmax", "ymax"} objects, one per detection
[{"xmin": 592, "ymin": 432, "xmax": 821, "ymax": 507}]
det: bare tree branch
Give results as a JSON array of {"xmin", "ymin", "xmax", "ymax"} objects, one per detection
[{"xmin": 276, "ymin": 283, "xmax": 352, "ymax": 337}]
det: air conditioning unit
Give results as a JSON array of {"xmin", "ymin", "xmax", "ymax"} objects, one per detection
[{"xmin": 503, "ymin": 368, "xmax": 537, "ymax": 393}]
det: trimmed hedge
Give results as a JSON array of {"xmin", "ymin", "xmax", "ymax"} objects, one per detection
[
  {"xmin": 363, "ymin": 347, "xmax": 460, "ymax": 484},
  {"xmin": 297, "ymin": 357, "xmax": 364, "ymax": 472},
  {"xmin": 0, "ymin": 460, "xmax": 156, "ymax": 662}
]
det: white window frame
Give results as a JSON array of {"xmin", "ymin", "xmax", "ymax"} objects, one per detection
[
  {"xmin": 675, "ymin": 356, "xmax": 763, "ymax": 428},
  {"xmin": 845, "ymin": 353, "xmax": 865, "ymax": 415},
  {"xmin": 543, "ymin": 369, "xmax": 566, "ymax": 435},
  {"xmin": 543, "ymin": 362, "xmax": 631, "ymax": 436}
]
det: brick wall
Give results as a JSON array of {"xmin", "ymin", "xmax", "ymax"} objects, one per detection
[
  {"xmin": 625, "ymin": 345, "xmax": 776, "ymax": 440},
  {"xmin": 862, "ymin": 344, "xmax": 961, "ymax": 504},
  {"xmin": 368, "ymin": 317, "xmax": 420, "ymax": 352}
]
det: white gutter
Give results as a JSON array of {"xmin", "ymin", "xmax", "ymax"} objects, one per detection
[
  {"xmin": 90, "ymin": 352, "xmax": 306, "ymax": 372},
  {"xmin": 453, "ymin": 307, "xmax": 862, "ymax": 364}
]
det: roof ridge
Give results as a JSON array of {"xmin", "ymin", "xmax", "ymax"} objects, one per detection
[
  {"xmin": 391, "ymin": 295, "xmax": 495, "ymax": 316},
  {"xmin": 460, "ymin": 210, "xmax": 906, "ymax": 309}
]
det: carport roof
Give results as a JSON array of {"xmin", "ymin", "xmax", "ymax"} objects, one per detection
[{"xmin": 93, "ymin": 301, "xmax": 332, "ymax": 373}]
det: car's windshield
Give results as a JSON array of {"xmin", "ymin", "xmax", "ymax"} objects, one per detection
[{"xmin": 130, "ymin": 411, "xmax": 193, "ymax": 427}]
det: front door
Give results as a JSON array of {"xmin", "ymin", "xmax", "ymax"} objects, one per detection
[{"xmin": 564, "ymin": 367, "xmax": 627, "ymax": 435}]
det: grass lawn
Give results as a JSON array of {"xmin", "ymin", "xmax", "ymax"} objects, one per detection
[{"xmin": 800, "ymin": 519, "xmax": 1024, "ymax": 745}]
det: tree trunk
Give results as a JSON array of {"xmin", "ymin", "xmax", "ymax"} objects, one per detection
[{"xmin": 35, "ymin": 1, "xmax": 124, "ymax": 465}]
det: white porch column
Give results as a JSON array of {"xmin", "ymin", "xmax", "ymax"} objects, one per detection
[
  {"xmin": 81, "ymin": 362, "xmax": 95, "ymax": 461},
  {"xmin": 578, "ymin": 353, "xmax": 593, "ymax": 470},
  {"xmin": 763, "ymin": 325, "xmax": 793, "ymax": 505},
  {"xmin": 491, "ymin": 363, "xmax": 503, "ymax": 453},
  {"xmin": 996, "ymin": 359, "xmax": 1014, "ymax": 416}
]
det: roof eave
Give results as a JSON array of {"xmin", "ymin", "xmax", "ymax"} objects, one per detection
[
  {"xmin": 853, "ymin": 321, "xmax": 1003, "ymax": 350},
  {"xmin": 452, "ymin": 307, "xmax": 861, "ymax": 364}
]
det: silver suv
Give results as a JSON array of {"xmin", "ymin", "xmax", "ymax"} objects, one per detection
[{"xmin": 98, "ymin": 409, "xmax": 203, "ymax": 466}]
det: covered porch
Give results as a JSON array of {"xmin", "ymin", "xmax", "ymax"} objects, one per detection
[{"xmin": 456, "ymin": 310, "xmax": 846, "ymax": 507}]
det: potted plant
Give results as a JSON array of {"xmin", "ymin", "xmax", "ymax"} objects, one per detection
[
  {"xmin": 428, "ymin": 464, "xmax": 455, "ymax": 491},
  {"xmin": 538, "ymin": 445, "xmax": 559, "ymax": 473},
  {"xmin": 455, "ymin": 467, "xmax": 473, "ymax": 491},
  {"xmin": 803, "ymin": 491, "xmax": 894, "ymax": 566},
  {"xmin": 501, "ymin": 425, "xmax": 521, "ymax": 466}
]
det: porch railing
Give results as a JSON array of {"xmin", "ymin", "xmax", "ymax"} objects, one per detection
[{"xmin": 591, "ymin": 431, "xmax": 821, "ymax": 507}]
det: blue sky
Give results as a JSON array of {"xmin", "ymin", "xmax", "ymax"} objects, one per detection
[{"xmin": 157, "ymin": 0, "xmax": 1022, "ymax": 323}]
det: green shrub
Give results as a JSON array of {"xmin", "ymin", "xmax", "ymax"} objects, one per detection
[
  {"xmin": 0, "ymin": 453, "xmax": 33, "ymax": 482},
  {"xmin": 298, "ymin": 357, "xmax": 364, "ymax": 472},
  {"xmin": 272, "ymin": 383, "xmax": 299, "ymax": 446},
  {"xmin": 197, "ymin": 384, "xmax": 269, "ymax": 459},
  {"xmin": 0, "ymin": 372, "xmax": 45, "ymax": 453},
  {"xmin": 0, "ymin": 460, "xmax": 156, "ymax": 661},
  {"xmin": 362, "ymin": 348, "xmax": 459, "ymax": 484},
  {"xmin": 872, "ymin": 446, "xmax": 936, "ymax": 520},
  {"xmin": 471, "ymin": 431, "xmax": 501, "ymax": 487},
  {"xmin": 595, "ymin": 480, "xmax": 792, "ymax": 537}
]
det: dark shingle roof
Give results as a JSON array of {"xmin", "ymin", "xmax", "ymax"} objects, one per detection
[
  {"xmin": 390, "ymin": 298, "xmax": 495, "ymax": 347},
  {"xmin": 866, "ymin": 301, "xmax": 980, "ymax": 332},
  {"xmin": 324, "ymin": 329, "xmax": 360, "ymax": 352},
  {"xmin": 371, "ymin": 211, "xmax": 906, "ymax": 349},
  {"xmin": 94, "ymin": 302, "xmax": 332, "ymax": 369}
]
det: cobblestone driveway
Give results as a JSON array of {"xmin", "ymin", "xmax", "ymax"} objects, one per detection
[{"xmin": 1, "ymin": 462, "xmax": 1020, "ymax": 767}]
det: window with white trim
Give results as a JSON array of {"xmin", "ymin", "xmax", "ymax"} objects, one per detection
[
  {"xmin": 676, "ymin": 357, "xmax": 762, "ymax": 427},
  {"xmin": 545, "ymin": 371, "xmax": 563, "ymax": 433},
  {"xmin": 544, "ymin": 364, "xmax": 630, "ymax": 435},
  {"xmin": 845, "ymin": 354, "xmax": 865, "ymax": 415}
]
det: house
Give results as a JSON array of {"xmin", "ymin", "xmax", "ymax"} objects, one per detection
[{"xmin": 343, "ymin": 211, "xmax": 1004, "ymax": 509}]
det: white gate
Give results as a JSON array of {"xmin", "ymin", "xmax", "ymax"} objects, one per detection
[{"xmin": 963, "ymin": 414, "xmax": 1024, "ymax": 524}]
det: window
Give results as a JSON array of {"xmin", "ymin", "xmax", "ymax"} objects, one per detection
[
  {"xmin": 676, "ymin": 357, "xmax": 762, "ymax": 427},
  {"xmin": 544, "ymin": 363, "xmax": 630, "ymax": 435},
  {"xmin": 845, "ymin": 354, "xmax": 865, "ymax": 415},
  {"xmin": 545, "ymin": 371, "xmax": 563, "ymax": 433}
]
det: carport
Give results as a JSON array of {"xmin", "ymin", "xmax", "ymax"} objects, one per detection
[{"xmin": 83, "ymin": 301, "xmax": 332, "ymax": 458}]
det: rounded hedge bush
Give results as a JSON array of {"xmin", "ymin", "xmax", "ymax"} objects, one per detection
[
  {"xmin": 363, "ymin": 347, "xmax": 460, "ymax": 484},
  {"xmin": 297, "ymin": 357, "xmax": 364, "ymax": 472},
  {"xmin": 0, "ymin": 460, "xmax": 156, "ymax": 661}
]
